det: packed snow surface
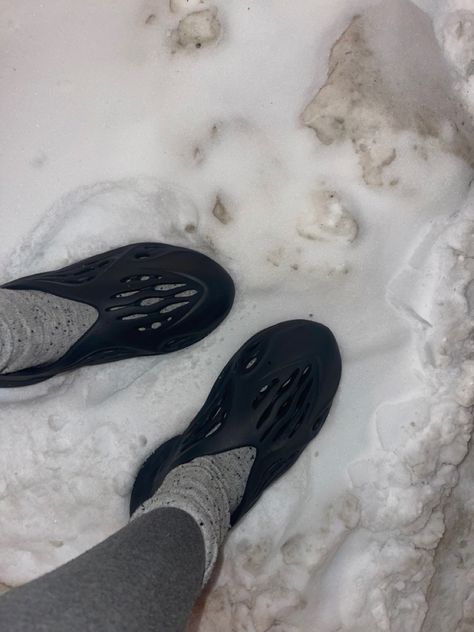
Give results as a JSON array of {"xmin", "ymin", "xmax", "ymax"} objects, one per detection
[{"xmin": 1, "ymin": 0, "xmax": 474, "ymax": 630}]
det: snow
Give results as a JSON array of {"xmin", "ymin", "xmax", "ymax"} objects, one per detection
[{"xmin": 1, "ymin": 0, "xmax": 474, "ymax": 630}]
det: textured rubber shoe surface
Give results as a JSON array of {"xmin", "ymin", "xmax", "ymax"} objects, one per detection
[
  {"xmin": 0, "ymin": 243, "xmax": 234, "ymax": 387},
  {"xmin": 130, "ymin": 320, "xmax": 342, "ymax": 524}
]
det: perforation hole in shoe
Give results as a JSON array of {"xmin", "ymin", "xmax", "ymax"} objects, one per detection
[
  {"xmin": 137, "ymin": 320, "xmax": 163, "ymax": 332},
  {"xmin": 277, "ymin": 369, "xmax": 300, "ymax": 395},
  {"xmin": 121, "ymin": 274, "xmax": 163, "ymax": 285},
  {"xmin": 107, "ymin": 305, "xmax": 128, "ymax": 312},
  {"xmin": 94, "ymin": 258, "xmax": 111, "ymax": 269},
  {"xmin": 116, "ymin": 279, "xmax": 199, "ymax": 300},
  {"xmin": 288, "ymin": 402, "xmax": 308, "ymax": 437},
  {"xmin": 175, "ymin": 289, "xmax": 198, "ymax": 298},
  {"xmin": 74, "ymin": 258, "xmax": 110, "ymax": 273},
  {"xmin": 205, "ymin": 421, "xmax": 222, "ymax": 438},
  {"xmin": 260, "ymin": 396, "xmax": 293, "ymax": 443},
  {"xmin": 107, "ymin": 275, "xmax": 201, "ymax": 331},
  {"xmin": 261, "ymin": 422, "xmax": 275, "ymax": 442},
  {"xmin": 72, "ymin": 267, "xmax": 95, "ymax": 276},
  {"xmin": 254, "ymin": 363, "xmax": 317, "ymax": 443},
  {"xmin": 59, "ymin": 278, "xmax": 89, "ymax": 285},
  {"xmin": 113, "ymin": 290, "xmax": 140, "ymax": 299},
  {"xmin": 120, "ymin": 313, "xmax": 147, "ymax": 320},
  {"xmin": 257, "ymin": 400, "xmax": 275, "ymax": 429},
  {"xmin": 271, "ymin": 421, "xmax": 291, "ymax": 444},
  {"xmin": 245, "ymin": 357, "xmax": 258, "ymax": 370},
  {"xmin": 277, "ymin": 395, "xmax": 293, "ymax": 419},
  {"xmin": 210, "ymin": 405, "xmax": 223, "ymax": 421},
  {"xmin": 134, "ymin": 252, "xmax": 152, "ymax": 259},
  {"xmin": 70, "ymin": 276, "xmax": 95, "ymax": 284},
  {"xmin": 155, "ymin": 283, "xmax": 186, "ymax": 291},
  {"xmin": 40, "ymin": 256, "xmax": 113, "ymax": 285},
  {"xmin": 297, "ymin": 364, "xmax": 312, "ymax": 387},
  {"xmin": 132, "ymin": 243, "xmax": 164, "ymax": 258},
  {"xmin": 191, "ymin": 408, "xmax": 218, "ymax": 434},
  {"xmin": 295, "ymin": 377, "xmax": 313, "ymax": 412},
  {"xmin": 159, "ymin": 334, "xmax": 183, "ymax": 350},
  {"xmin": 252, "ymin": 378, "xmax": 279, "ymax": 409},
  {"xmin": 140, "ymin": 297, "xmax": 163, "ymax": 306},
  {"xmin": 159, "ymin": 301, "xmax": 190, "ymax": 314},
  {"xmin": 240, "ymin": 342, "xmax": 263, "ymax": 373},
  {"xmin": 182, "ymin": 407, "xmax": 225, "ymax": 449}
]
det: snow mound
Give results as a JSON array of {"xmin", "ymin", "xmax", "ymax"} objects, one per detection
[{"xmin": 0, "ymin": 1, "xmax": 474, "ymax": 631}]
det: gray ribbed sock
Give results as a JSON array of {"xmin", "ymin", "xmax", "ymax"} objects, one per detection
[
  {"xmin": 132, "ymin": 447, "xmax": 257, "ymax": 584},
  {"xmin": 0, "ymin": 289, "xmax": 98, "ymax": 375}
]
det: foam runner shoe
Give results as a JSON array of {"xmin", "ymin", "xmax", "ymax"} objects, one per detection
[
  {"xmin": 130, "ymin": 319, "xmax": 342, "ymax": 523},
  {"xmin": 0, "ymin": 243, "xmax": 234, "ymax": 387}
]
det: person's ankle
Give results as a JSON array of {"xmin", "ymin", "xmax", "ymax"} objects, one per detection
[
  {"xmin": 131, "ymin": 448, "xmax": 256, "ymax": 584},
  {"xmin": 0, "ymin": 289, "xmax": 97, "ymax": 374}
]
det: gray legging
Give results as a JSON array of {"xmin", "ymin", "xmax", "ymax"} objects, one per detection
[{"xmin": 0, "ymin": 508, "xmax": 205, "ymax": 632}]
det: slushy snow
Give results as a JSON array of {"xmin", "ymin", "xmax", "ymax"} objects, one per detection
[{"xmin": 1, "ymin": 0, "xmax": 474, "ymax": 630}]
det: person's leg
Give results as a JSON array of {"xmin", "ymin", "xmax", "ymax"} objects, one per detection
[
  {"xmin": 0, "ymin": 320, "xmax": 341, "ymax": 632},
  {"xmin": 0, "ymin": 447, "xmax": 256, "ymax": 632},
  {"xmin": 0, "ymin": 288, "xmax": 97, "ymax": 374},
  {"xmin": 0, "ymin": 508, "xmax": 205, "ymax": 632}
]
